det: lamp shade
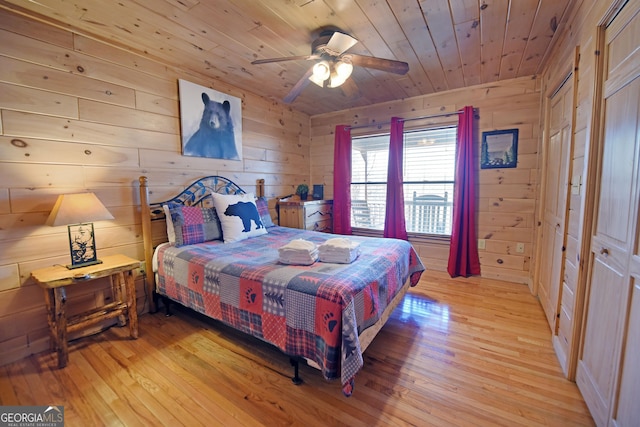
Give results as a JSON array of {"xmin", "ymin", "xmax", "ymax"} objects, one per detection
[
  {"xmin": 312, "ymin": 61, "xmax": 330, "ymax": 80},
  {"xmin": 329, "ymin": 61, "xmax": 353, "ymax": 88},
  {"xmin": 46, "ymin": 193, "xmax": 114, "ymax": 226},
  {"xmin": 309, "ymin": 61, "xmax": 331, "ymax": 87}
]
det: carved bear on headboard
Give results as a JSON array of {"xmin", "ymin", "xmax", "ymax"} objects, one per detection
[
  {"xmin": 224, "ymin": 202, "xmax": 263, "ymax": 232},
  {"xmin": 183, "ymin": 93, "xmax": 239, "ymax": 160}
]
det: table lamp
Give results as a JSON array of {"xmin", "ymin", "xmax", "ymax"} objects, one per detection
[{"xmin": 46, "ymin": 193, "xmax": 114, "ymax": 269}]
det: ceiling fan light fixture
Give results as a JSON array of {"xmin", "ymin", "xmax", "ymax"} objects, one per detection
[
  {"xmin": 309, "ymin": 73, "xmax": 326, "ymax": 87},
  {"xmin": 328, "ymin": 60, "xmax": 353, "ymax": 88},
  {"xmin": 336, "ymin": 60, "xmax": 353, "ymax": 78},
  {"xmin": 310, "ymin": 61, "xmax": 331, "ymax": 86},
  {"xmin": 328, "ymin": 74, "xmax": 346, "ymax": 88}
]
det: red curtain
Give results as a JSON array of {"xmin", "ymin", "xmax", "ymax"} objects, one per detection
[
  {"xmin": 447, "ymin": 106, "xmax": 481, "ymax": 277},
  {"xmin": 333, "ymin": 125, "xmax": 352, "ymax": 235},
  {"xmin": 384, "ymin": 117, "xmax": 408, "ymax": 240}
]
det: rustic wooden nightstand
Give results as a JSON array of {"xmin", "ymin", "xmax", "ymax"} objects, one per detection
[
  {"xmin": 31, "ymin": 254, "xmax": 140, "ymax": 368},
  {"xmin": 277, "ymin": 199, "xmax": 333, "ymax": 233}
]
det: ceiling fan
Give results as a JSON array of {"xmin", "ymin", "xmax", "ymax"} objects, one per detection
[{"xmin": 251, "ymin": 29, "xmax": 409, "ymax": 103}]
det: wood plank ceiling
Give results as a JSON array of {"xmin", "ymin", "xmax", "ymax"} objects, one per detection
[{"xmin": 0, "ymin": 0, "xmax": 574, "ymax": 116}]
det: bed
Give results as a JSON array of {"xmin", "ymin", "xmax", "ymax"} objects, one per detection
[{"xmin": 139, "ymin": 175, "xmax": 425, "ymax": 395}]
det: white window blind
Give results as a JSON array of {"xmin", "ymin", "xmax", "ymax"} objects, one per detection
[{"xmin": 351, "ymin": 126, "xmax": 456, "ymax": 235}]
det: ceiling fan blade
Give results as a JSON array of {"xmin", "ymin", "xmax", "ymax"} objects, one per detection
[
  {"xmin": 346, "ymin": 54, "xmax": 409, "ymax": 75},
  {"xmin": 326, "ymin": 32, "xmax": 358, "ymax": 55},
  {"xmin": 339, "ymin": 77, "xmax": 360, "ymax": 100},
  {"xmin": 283, "ymin": 67, "xmax": 314, "ymax": 104},
  {"xmin": 251, "ymin": 54, "xmax": 319, "ymax": 65}
]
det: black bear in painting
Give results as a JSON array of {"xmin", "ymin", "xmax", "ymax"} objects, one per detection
[
  {"xmin": 224, "ymin": 202, "xmax": 263, "ymax": 232},
  {"xmin": 183, "ymin": 93, "xmax": 239, "ymax": 160}
]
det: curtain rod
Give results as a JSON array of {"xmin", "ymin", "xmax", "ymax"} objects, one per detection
[{"xmin": 346, "ymin": 110, "xmax": 463, "ymax": 130}]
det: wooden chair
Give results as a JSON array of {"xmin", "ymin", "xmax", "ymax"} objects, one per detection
[
  {"xmin": 409, "ymin": 191, "xmax": 448, "ymax": 233},
  {"xmin": 351, "ymin": 200, "xmax": 373, "ymax": 227}
]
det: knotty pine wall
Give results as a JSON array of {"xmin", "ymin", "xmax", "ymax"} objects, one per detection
[
  {"xmin": 0, "ymin": 8, "xmax": 310, "ymax": 365},
  {"xmin": 310, "ymin": 76, "xmax": 541, "ymax": 285}
]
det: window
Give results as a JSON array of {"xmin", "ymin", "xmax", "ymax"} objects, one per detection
[{"xmin": 351, "ymin": 126, "xmax": 456, "ymax": 235}]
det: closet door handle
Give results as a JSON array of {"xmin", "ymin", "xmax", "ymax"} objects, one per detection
[{"xmin": 600, "ymin": 248, "xmax": 609, "ymax": 256}]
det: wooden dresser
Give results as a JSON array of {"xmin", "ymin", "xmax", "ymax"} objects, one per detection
[{"xmin": 278, "ymin": 199, "xmax": 333, "ymax": 233}]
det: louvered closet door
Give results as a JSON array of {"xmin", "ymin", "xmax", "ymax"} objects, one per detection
[{"xmin": 576, "ymin": 3, "xmax": 640, "ymax": 425}]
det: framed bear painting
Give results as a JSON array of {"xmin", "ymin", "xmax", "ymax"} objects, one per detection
[{"xmin": 178, "ymin": 79, "xmax": 242, "ymax": 160}]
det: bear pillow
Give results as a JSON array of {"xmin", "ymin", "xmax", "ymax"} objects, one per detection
[{"xmin": 211, "ymin": 192, "xmax": 268, "ymax": 243}]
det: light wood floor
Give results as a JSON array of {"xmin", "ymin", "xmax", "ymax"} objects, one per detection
[{"xmin": 0, "ymin": 271, "xmax": 594, "ymax": 426}]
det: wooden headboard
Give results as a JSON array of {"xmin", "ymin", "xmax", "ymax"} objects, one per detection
[{"xmin": 139, "ymin": 175, "xmax": 262, "ymax": 312}]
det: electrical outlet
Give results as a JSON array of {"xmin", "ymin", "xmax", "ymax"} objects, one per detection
[
  {"xmin": 516, "ymin": 243, "xmax": 525, "ymax": 253},
  {"xmin": 478, "ymin": 239, "xmax": 486, "ymax": 250}
]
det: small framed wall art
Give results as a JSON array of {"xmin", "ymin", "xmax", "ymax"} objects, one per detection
[
  {"xmin": 178, "ymin": 79, "xmax": 242, "ymax": 160},
  {"xmin": 481, "ymin": 128, "xmax": 518, "ymax": 169}
]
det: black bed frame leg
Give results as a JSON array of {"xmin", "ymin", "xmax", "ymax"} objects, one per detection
[
  {"xmin": 162, "ymin": 296, "xmax": 173, "ymax": 317},
  {"xmin": 290, "ymin": 358, "xmax": 303, "ymax": 385},
  {"xmin": 151, "ymin": 291, "xmax": 160, "ymax": 314}
]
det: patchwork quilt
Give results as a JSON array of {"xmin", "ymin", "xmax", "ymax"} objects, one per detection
[{"xmin": 156, "ymin": 226, "xmax": 425, "ymax": 395}]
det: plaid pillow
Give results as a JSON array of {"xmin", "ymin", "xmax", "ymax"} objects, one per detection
[
  {"xmin": 255, "ymin": 197, "xmax": 276, "ymax": 228},
  {"xmin": 167, "ymin": 204, "xmax": 222, "ymax": 247}
]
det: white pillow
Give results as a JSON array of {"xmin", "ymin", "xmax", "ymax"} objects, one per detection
[
  {"xmin": 162, "ymin": 204, "xmax": 176, "ymax": 244},
  {"xmin": 211, "ymin": 192, "xmax": 268, "ymax": 243}
]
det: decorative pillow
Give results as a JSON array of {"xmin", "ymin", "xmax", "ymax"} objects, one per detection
[
  {"xmin": 162, "ymin": 204, "xmax": 176, "ymax": 244},
  {"xmin": 166, "ymin": 203, "xmax": 222, "ymax": 247},
  {"xmin": 211, "ymin": 192, "xmax": 268, "ymax": 243},
  {"xmin": 255, "ymin": 197, "xmax": 276, "ymax": 228}
]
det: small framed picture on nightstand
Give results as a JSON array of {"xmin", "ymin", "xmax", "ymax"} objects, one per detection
[{"xmin": 312, "ymin": 184, "xmax": 324, "ymax": 200}]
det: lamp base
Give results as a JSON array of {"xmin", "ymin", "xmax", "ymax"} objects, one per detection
[
  {"xmin": 66, "ymin": 222, "xmax": 102, "ymax": 270},
  {"xmin": 66, "ymin": 259, "xmax": 103, "ymax": 270}
]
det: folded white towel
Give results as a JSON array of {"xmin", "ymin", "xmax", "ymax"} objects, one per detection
[
  {"xmin": 321, "ymin": 238, "xmax": 359, "ymax": 249},
  {"xmin": 279, "ymin": 251, "xmax": 318, "ymax": 265},
  {"xmin": 318, "ymin": 238, "xmax": 361, "ymax": 264},
  {"xmin": 278, "ymin": 239, "xmax": 318, "ymax": 265},
  {"xmin": 280, "ymin": 239, "xmax": 317, "ymax": 251}
]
